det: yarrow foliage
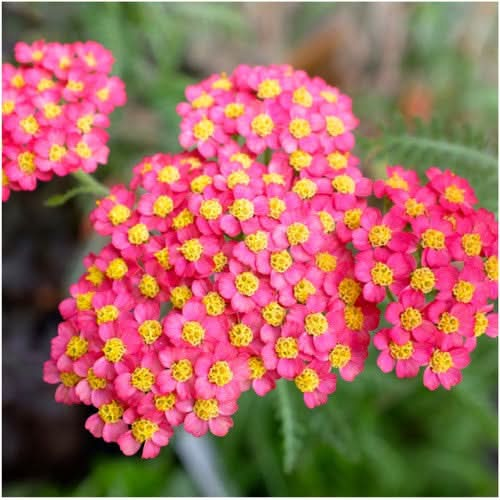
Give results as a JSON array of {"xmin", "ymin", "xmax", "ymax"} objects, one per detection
[
  {"xmin": 36, "ymin": 61, "xmax": 498, "ymax": 458},
  {"xmin": 2, "ymin": 40, "xmax": 126, "ymax": 201}
]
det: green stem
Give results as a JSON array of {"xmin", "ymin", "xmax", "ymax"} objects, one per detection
[
  {"xmin": 386, "ymin": 288, "xmax": 396, "ymax": 302},
  {"xmin": 71, "ymin": 170, "xmax": 109, "ymax": 197}
]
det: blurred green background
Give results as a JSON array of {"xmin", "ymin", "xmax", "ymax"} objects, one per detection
[{"xmin": 3, "ymin": 2, "xmax": 498, "ymax": 497}]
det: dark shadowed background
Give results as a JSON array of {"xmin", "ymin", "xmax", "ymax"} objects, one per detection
[{"xmin": 3, "ymin": 2, "xmax": 498, "ymax": 496}]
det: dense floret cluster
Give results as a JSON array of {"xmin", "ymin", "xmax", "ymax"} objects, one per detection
[
  {"xmin": 38, "ymin": 63, "xmax": 498, "ymax": 458},
  {"xmin": 2, "ymin": 40, "xmax": 126, "ymax": 201}
]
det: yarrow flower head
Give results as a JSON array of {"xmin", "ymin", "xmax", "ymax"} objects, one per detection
[
  {"xmin": 2, "ymin": 40, "xmax": 126, "ymax": 201},
  {"xmin": 42, "ymin": 63, "xmax": 497, "ymax": 459}
]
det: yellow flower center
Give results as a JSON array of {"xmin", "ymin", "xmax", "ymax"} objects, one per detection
[
  {"xmin": 153, "ymin": 195, "xmax": 174, "ymax": 217},
  {"xmin": 327, "ymin": 151, "xmax": 348, "ymax": 170},
  {"xmin": 128, "ymin": 223, "xmax": 149, "ymax": 245},
  {"xmin": 315, "ymin": 252, "xmax": 337, "ymax": 272},
  {"xmin": 229, "ymin": 199, "xmax": 254, "ymax": 221},
  {"xmin": 96, "ymin": 87, "xmax": 110, "ymax": 101},
  {"xmin": 208, "ymin": 361, "xmax": 233, "ymax": 386},
  {"xmin": 157, "ymin": 165, "xmax": 180, "ymax": 184},
  {"xmin": 230, "ymin": 152, "xmax": 253, "ymax": 169},
  {"xmin": 404, "ymin": 198, "xmax": 425, "ymax": 217},
  {"xmin": 85, "ymin": 265, "xmax": 104, "ymax": 286},
  {"xmin": 131, "ymin": 419, "xmax": 158, "ymax": 442},
  {"xmin": 84, "ymin": 52, "xmax": 96, "ymax": 67},
  {"xmin": 251, "ymin": 114, "xmax": 274, "ymax": 137},
  {"xmin": 20, "ymin": 115, "xmax": 39, "ymax": 135},
  {"xmin": 452, "ymin": 280, "xmax": 475, "ymax": 303},
  {"xmin": 344, "ymin": 305, "xmax": 364, "ymax": 331},
  {"xmin": 170, "ymin": 285, "xmax": 192, "ymax": 308},
  {"xmin": 295, "ymin": 368, "xmax": 320, "ymax": 392},
  {"xmin": 289, "ymin": 118, "xmax": 311, "ymax": 139},
  {"xmin": 171, "ymin": 359, "xmax": 193, "ymax": 382},
  {"xmin": 444, "ymin": 185, "xmax": 465, "ymax": 203},
  {"xmin": 275, "ymin": 337, "xmax": 299, "ymax": 359},
  {"xmin": 292, "ymin": 178, "xmax": 317, "ymax": 199},
  {"xmin": 99, "ymin": 401, "xmax": 124, "ymax": 423},
  {"xmin": 332, "ymin": 175, "xmax": 355, "ymax": 194},
  {"xmin": 320, "ymin": 90, "xmax": 337, "ymax": 103},
  {"xmin": 338, "ymin": 278, "xmax": 362, "ymax": 305},
  {"xmin": 430, "ymin": 350, "xmax": 453, "ymax": 373},
  {"xmin": 96, "ymin": 305, "xmax": 119, "ymax": 324},
  {"xmin": 400, "ymin": 307, "xmax": 423, "ymax": 330},
  {"xmin": 257, "ymin": 79, "xmax": 281, "ymax": 99},
  {"xmin": 108, "ymin": 204, "xmax": 131, "ymax": 226},
  {"xmin": 344, "ymin": 208, "xmax": 362, "ymax": 229},
  {"xmin": 461, "ymin": 233, "xmax": 482, "ymax": 257},
  {"xmin": 269, "ymin": 197, "xmax": 286, "ymax": 219},
  {"xmin": 474, "ymin": 312, "xmax": 489, "ymax": 337},
  {"xmin": 289, "ymin": 150, "xmax": 312, "ymax": 171},
  {"xmin": 76, "ymin": 291, "xmax": 94, "ymax": 311},
  {"xmin": 235, "ymin": 272, "xmax": 259, "ymax": 296},
  {"xmin": 11, "ymin": 74, "xmax": 25, "ymax": 88},
  {"xmin": 304, "ymin": 313, "xmax": 328, "ymax": 336},
  {"xmin": 389, "ymin": 341, "xmax": 414, "ymax": 360},
  {"xmin": 263, "ymin": 173, "xmax": 284, "ymax": 185},
  {"xmin": 155, "ymin": 248, "xmax": 171, "ymax": 270},
  {"xmin": 410, "ymin": 267, "xmax": 435, "ymax": 294},
  {"xmin": 213, "ymin": 252, "xmax": 228, "ymax": 272},
  {"xmin": 181, "ymin": 321, "xmax": 205, "ymax": 346},
  {"xmin": 173, "ymin": 209, "xmax": 194, "ymax": 230},
  {"xmin": 317, "ymin": 211, "xmax": 335, "ymax": 233},
  {"xmin": 154, "ymin": 393, "xmax": 177, "ymax": 412},
  {"xmin": 193, "ymin": 118, "xmax": 215, "ymax": 141},
  {"xmin": 229, "ymin": 323, "xmax": 253, "ymax": 347},
  {"xmin": 437, "ymin": 312, "xmax": 459, "ymax": 334},
  {"xmin": 484, "ymin": 256, "xmax": 498, "ymax": 281},
  {"xmin": 386, "ymin": 173, "xmax": 409, "ymax": 191},
  {"xmin": 371, "ymin": 262, "xmax": 394, "ymax": 286},
  {"xmin": 66, "ymin": 80, "xmax": 84, "ymax": 92},
  {"xmin": 212, "ymin": 74, "xmax": 232, "ymax": 90},
  {"xmin": 18, "ymin": 151, "xmax": 36, "ymax": 174},
  {"xmin": 293, "ymin": 278, "xmax": 316, "ymax": 304},
  {"xmin": 190, "ymin": 174, "xmax": 212, "ymax": 193},
  {"xmin": 103, "ymin": 338, "xmax": 126, "ymax": 363},
  {"xmin": 202, "ymin": 292, "xmax": 226, "ymax": 316},
  {"xmin": 87, "ymin": 368, "xmax": 106, "ymax": 390},
  {"xmin": 245, "ymin": 231, "xmax": 268, "ymax": 252},
  {"xmin": 368, "ymin": 224, "xmax": 392, "ymax": 247},
  {"xmin": 194, "ymin": 399, "xmax": 219, "ymax": 420},
  {"xmin": 227, "ymin": 170, "xmax": 250, "ymax": 189},
  {"xmin": 59, "ymin": 56, "xmax": 71, "ymax": 69},
  {"xmin": 131, "ymin": 367, "xmax": 155, "ymax": 392},
  {"xmin": 60, "ymin": 372, "xmax": 81, "ymax": 387},
  {"xmin": 329, "ymin": 344, "xmax": 352, "ymax": 368},
  {"xmin": 32, "ymin": 49, "xmax": 44, "ymax": 61},
  {"xmin": 75, "ymin": 141, "xmax": 92, "ymax": 158},
  {"xmin": 326, "ymin": 116, "xmax": 345, "ymax": 136},
  {"xmin": 262, "ymin": 301, "xmax": 287, "ymax": 326},
  {"xmin": 65, "ymin": 336, "xmax": 89, "ymax": 360},
  {"xmin": 224, "ymin": 102, "xmax": 245, "ymax": 118},
  {"xmin": 180, "ymin": 238, "xmax": 204, "ymax": 262},
  {"xmin": 248, "ymin": 356, "xmax": 266, "ymax": 379},
  {"xmin": 292, "ymin": 87, "xmax": 313, "ymax": 107},
  {"xmin": 286, "ymin": 222, "xmax": 310, "ymax": 245},
  {"xmin": 421, "ymin": 229, "xmax": 445, "ymax": 250},
  {"xmin": 139, "ymin": 274, "xmax": 159, "ymax": 298},
  {"xmin": 2, "ymin": 100, "xmax": 15, "ymax": 115},
  {"xmin": 192, "ymin": 92, "xmax": 214, "ymax": 109},
  {"xmin": 48, "ymin": 144, "xmax": 67, "ymax": 162},
  {"xmin": 270, "ymin": 250, "xmax": 293, "ymax": 273},
  {"xmin": 77, "ymin": 114, "xmax": 94, "ymax": 134},
  {"xmin": 138, "ymin": 320, "xmax": 162, "ymax": 344},
  {"xmin": 106, "ymin": 258, "xmax": 128, "ymax": 280}
]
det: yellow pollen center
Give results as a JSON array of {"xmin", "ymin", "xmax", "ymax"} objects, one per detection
[
  {"xmin": 96, "ymin": 305, "xmax": 119, "ymax": 324},
  {"xmin": 227, "ymin": 170, "xmax": 250, "ymax": 189},
  {"xmin": 318, "ymin": 211, "xmax": 335, "ymax": 233},
  {"xmin": 182, "ymin": 321, "xmax": 205, "ymax": 346},
  {"xmin": 400, "ymin": 307, "xmax": 423, "ymax": 330},
  {"xmin": 65, "ymin": 335, "xmax": 89, "ymax": 360},
  {"xmin": 190, "ymin": 174, "xmax": 212, "ymax": 193},
  {"xmin": 344, "ymin": 208, "xmax": 362, "ymax": 229},
  {"xmin": 2, "ymin": 100, "xmax": 15, "ymax": 115},
  {"xmin": 289, "ymin": 118, "xmax": 311, "ymax": 139},
  {"xmin": 66, "ymin": 80, "xmax": 84, "ymax": 92},
  {"xmin": 87, "ymin": 368, "xmax": 106, "ymax": 390},
  {"xmin": 49, "ymin": 144, "xmax": 67, "ymax": 162},
  {"xmin": 18, "ymin": 152, "xmax": 36, "ymax": 174},
  {"xmin": 138, "ymin": 320, "xmax": 162, "ymax": 344},
  {"xmin": 474, "ymin": 312, "xmax": 489, "ymax": 337},
  {"xmin": 321, "ymin": 90, "xmax": 338, "ymax": 103},
  {"xmin": 131, "ymin": 419, "xmax": 158, "ymax": 442},
  {"xmin": 173, "ymin": 209, "xmax": 194, "ymax": 230},
  {"xmin": 371, "ymin": 262, "xmax": 394, "ymax": 286},
  {"xmin": 410, "ymin": 267, "xmax": 435, "ymax": 293},
  {"xmin": 235, "ymin": 272, "xmax": 259, "ymax": 296},
  {"xmin": 139, "ymin": 274, "xmax": 160, "ymax": 298},
  {"xmin": 171, "ymin": 359, "xmax": 193, "ymax": 382},
  {"xmin": 11, "ymin": 74, "xmax": 25, "ymax": 88},
  {"xmin": 155, "ymin": 248, "xmax": 171, "ymax": 270},
  {"xmin": 344, "ymin": 305, "xmax": 364, "ymax": 331},
  {"xmin": 153, "ymin": 195, "xmax": 174, "ymax": 217},
  {"xmin": 157, "ymin": 165, "xmax": 180, "ymax": 184},
  {"xmin": 59, "ymin": 56, "xmax": 71, "ymax": 69},
  {"xmin": 229, "ymin": 323, "xmax": 253, "ymax": 347},
  {"xmin": 170, "ymin": 285, "xmax": 192, "ymax": 309},
  {"xmin": 293, "ymin": 178, "xmax": 317, "ymax": 199},
  {"xmin": 295, "ymin": 368, "xmax": 320, "ymax": 392},
  {"xmin": 294, "ymin": 278, "xmax": 316, "ymax": 304},
  {"xmin": 315, "ymin": 252, "xmax": 337, "ymax": 272},
  {"xmin": 208, "ymin": 361, "xmax": 233, "ymax": 386},
  {"xmin": 193, "ymin": 118, "xmax": 215, "ymax": 141},
  {"xmin": 75, "ymin": 142, "xmax": 92, "ymax": 158},
  {"xmin": 338, "ymin": 278, "xmax": 362, "ymax": 305},
  {"xmin": 192, "ymin": 92, "xmax": 214, "ymax": 109},
  {"xmin": 262, "ymin": 173, "xmax": 284, "ymax": 185},
  {"xmin": 194, "ymin": 399, "xmax": 219, "ymax": 420},
  {"xmin": 452, "ymin": 280, "xmax": 475, "ymax": 303},
  {"xmin": 128, "ymin": 223, "xmax": 149, "ymax": 245},
  {"xmin": 289, "ymin": 150, "xmax": 312, "ymax": 171},
  {"xmin": 85, "ymin": 265, "xmax": 104, "ymax": 286},
  {"xmin": 461, "ymin": 233, "xmax": 482, "ymax": 257},
  {"xmin": 332, "ymin": 175, "xmax": 355, "ymax": 194},
  {"xmin": 248, "ymin": 356, "xmax": 266, "ymax": 379},
  {"xmin": 270, "ymin": 250, "xmax": 293, "ymax": 273},
  {"xmin": 326, "ymin": 116, "xmax": 345, "ymax": 136},
  {"xmin": 304, "ymin": 313, "xmax": 328, "ymax": 336},
  {"xmin": 77, "ymin": 114, "xmax": 94, "ymax": 134},
  {"xmin": 96, "ymin": 87, "xmax": 110, "ymax": 101},
  {"xmin": 275, "ymin": 337, "xmax": 299, "ymax": 359},
  {"xmin": 327, "ymin": 152, "xmax": 348, "ymax": 170},
  {"xmin": 269, "ymin": 197, "xmax": 286, "ymax": 219},
  {"xmin": 32, "ymin": 50, "xmax": 44, "ymax": 61},
  {"xmin": 405, "ymin": 198, "xmax": 425, "ymax": 217},
  {"xmin": 437, "ymin": 312, "xmax": 459, "ymax": 334},
  {"xmin": 245, "ymin": 231, "xmax": 268, "ymax": 252},
  {"xmin": 292, "ymin": 87, "xmax": 313, "ymax": 107},
  {"xmin": 230, "ymin": 153, "xmax": 252, "ymax": 169},
  {"xmin": 76, "ymin": 291, "xmax": 94, "ymax": 311},
  {"xmin": 131, "ymin": 367, "xmax": 155, "ymax": 392},
  {"xmin": 224, "ymin": 102, "xmax": 245, "ymax": 118},
  {"xmin": 99, "ymin": 401, "xmax": 124, "ymax": 423},
  {"xmin": 229, "ymin": 199, "xmax": 254, "ymax": 221},
  {"xmin": 286, "ymin": 222, "xmax": 310, "ymax": 245},
  {"xmin": 262, "ymin": 301, "xmax": 287, "ymax": 326},
  {"xmin": 103, "ymin": 338, "xmax": 126, "ymax": 362},
  {"xmin": 368, "ymin": 224, "xmax": 392, "ymax": 247},
  {"xmin": 421, "ymin": 229, "xmax": 445, "ymax": 250},
  {"xmin": 251, "ymin": 114, "xmax": 274, "ymax": 137},
  {"xmin": 202, "ymin": 292, "xmax": 226, "ymax": 316},
  {"xmin": 444, "ymin": 185, "xmax": 465, "ymax": 203},
  {"xmin": 180, "ymin": 238, "xmax": 204, "ymax": 262},
  {"xmin": 257, "ymin": 79, "xmax": 281, "ymax": 99},
  {"xmin": 60, "ymin": 372, "xmax": 81, "ymax": 387},
  {"xmin": 484, "ymin": 256, "xmax": 498, "ymax": 281},
  {"xmin": 389, "ymin": 341, "xmax": 414, "ymax": 360},
  {"xmin": 20, "ymin": 115, "xmax": 39, "ymax": 135},
  {"xmin": 430, "ymin": 350, "xmax": 453, "ymax": 373},
  {"xmin": 154, "ymin": 393, "xmax": 176, "ymax": 412},
  {"xmin": 84, "ymin": 53, "xmax": 96, "ymax": 67},
  {"xmin": 108, "ymin": 204, "xmax": 131, "ymax": 226},
  {"xmin": 386, "ymin": 173, "xmax": 409, "ymax": 191},
  {"xmin": 329, "ymin": 344, "xmax": 352, "ymax": 368}
]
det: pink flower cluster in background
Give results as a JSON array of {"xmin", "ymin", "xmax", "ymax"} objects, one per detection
[
  {"xmin": 40, "ymin": 63, "xmax": 498, "ymax": 458},
  {"xmin": 2, "ymin": 40, "xmax": 126, "ymax": 201}
]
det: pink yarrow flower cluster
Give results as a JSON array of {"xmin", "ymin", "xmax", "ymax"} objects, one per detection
[
  {"xmin": 42, "ymin": 64, "xmax": 497, "ymax": 459},
  {"xmin": 2, "ymin": 40, "xmax": 126, "ymax": 201}
]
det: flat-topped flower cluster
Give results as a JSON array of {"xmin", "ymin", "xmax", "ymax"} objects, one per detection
[
  {"xmin": 2, "ymin": 40, "xmax": 126, "ymax": 201},
  {"xmin": 40, "ymin": 63, "xmax": 498, "ymax": 458}
]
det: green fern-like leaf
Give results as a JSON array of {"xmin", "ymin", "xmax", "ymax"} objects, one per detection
[{"xmin": 275, "ymin": 380, "xmax": 303, "ymax": 474}]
